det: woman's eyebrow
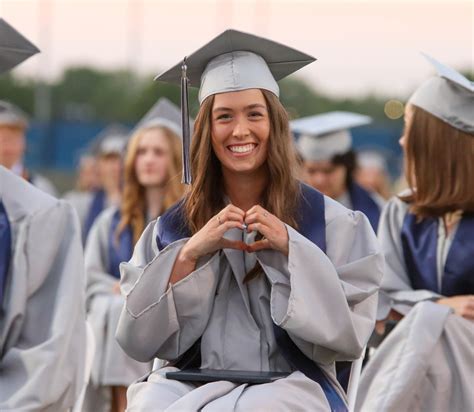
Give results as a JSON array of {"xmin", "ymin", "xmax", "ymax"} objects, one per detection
[
  {"xmin": 213, "ymin": 103, "xmax": 267, "ymax": 113},
  {"xmin": 245, "ymin": 103, "xmax": 267, "ymax": 110},
  {"xmin": 213, "ymin": 107, "xmax": 233, "ymax": 113}
]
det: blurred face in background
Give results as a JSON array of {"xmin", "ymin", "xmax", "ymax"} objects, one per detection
[
  {"xmin": 0, "ymin": 125, "xmax": 26, "ymax": 169},
  {"xmin": 98, "ymin": 152, "xmax": 122, "ymax": 191},
  {"xmin": 134, "ymin": 128, "xmax": 173, "ymax": 188},
  {"xmin": 356, "ymin": 167, "xmax": 385, "ymax": 192},
  {"xmin": 302, "ymin": 159, "xmax": 347, "ymax": 199},
  {"xmin": 77, "ymin": 156, "xmax": 100, "ymax": 191}
]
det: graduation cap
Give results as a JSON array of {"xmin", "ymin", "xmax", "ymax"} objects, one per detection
[
  {"xmin": 131, "ymin": 97, "xmax": 193, "ymax": 138},
  {"xmin": 0, "ymin": 100, "xmax": 29, "ymax": 128},
  {"xmin": 408, "ymin": 53, "xmax": 474, "ymax": 134},
  {"xmin": 0, "ymin": 18, "xmax": 40, "ymax": 74},
  {"xmin": 88, "ymin": 124, "xmax": 130, "ymax": 156},
  {"xmin": 155, "ymin": 29, "xmax": 316, "ymax": 184},
  {"xmin": 291, "ymin": 111, "xmax": 372, "ymax": 162}
]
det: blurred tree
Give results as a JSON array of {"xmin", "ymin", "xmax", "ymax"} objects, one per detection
[{"xmin": 0, "ymin": 74, "xmax": 37, "ymax": 115}]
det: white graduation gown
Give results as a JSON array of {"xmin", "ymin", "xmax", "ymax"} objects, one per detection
[
  {"xmin": 84, "ymin": 207, "xmax": 152, "ymax": 411},
  {"xmin": 0, "ymin": 166, "xmax": 86, "ymax": 411},
  {"xmin": 357, "ymin": 194, "xmax": 474, "ymax": 412},
  {"xmin": 116, "ymin": 196, "xmax": 384, "ymax": 411}
]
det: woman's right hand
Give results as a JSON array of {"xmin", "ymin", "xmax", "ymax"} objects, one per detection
[
  {"xmin": 169, "ymin": 205, "xmax": 247, "ymax": 284},
  {"xmin": 437, "ymin": 295, "xmax": 474, "ymax": 320},
  {"xmin": 181, "ymin": 204, "xmax": 247, "ymax": 262}
]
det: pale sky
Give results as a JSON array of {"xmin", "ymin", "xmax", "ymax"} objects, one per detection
[{"xmin": 1, "ymin": 0, "xmax": 472, "ymax": 98}]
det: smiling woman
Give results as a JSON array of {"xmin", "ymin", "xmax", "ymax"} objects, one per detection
[
  {"xmin": 184, "ymin": 88, "xmax": 300, "ymax": 234},
  {"xmin": 116, "ymin": 29, "xmax": 383, "ymax": 412}
]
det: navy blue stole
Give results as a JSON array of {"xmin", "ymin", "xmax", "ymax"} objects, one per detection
[
  {"xmin": 401, "ymin": 211, "xmax": 474, "ymax": 296},
  {"xmin": 108, "ymin": 210, "xmax": 134, "ymax": 279},
  {"xmin": 0, "ymin": 201, "xmax": 12, "ymax": 306},
  {"xmin": 155, "ymin": 183, "xmax": 347, "ymax": 412},
  {"xmin": 84, "ymin": 190, "xmax": 106, "ymax": 240},
  {"xmin": 348, "ymin": 182, "xmax": 381, "ymax": 232}
]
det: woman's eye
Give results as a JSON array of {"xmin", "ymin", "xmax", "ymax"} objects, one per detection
[
  {"xmin": 249, "ymin": 111, "xmax": 263, "ymax": 118},
  {"xmin": 216, "ymin": 114, "xmax": 232, "ymax": 121}
]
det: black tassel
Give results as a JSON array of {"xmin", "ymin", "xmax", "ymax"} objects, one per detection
[{"xmin": 180, "ymin": 57, "xmax": 192, "ymax": 184}]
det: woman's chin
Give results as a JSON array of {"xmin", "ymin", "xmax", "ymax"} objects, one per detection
[{"xmin": 222, "ymin": 161, "xmax": 266, "ymax": 176}]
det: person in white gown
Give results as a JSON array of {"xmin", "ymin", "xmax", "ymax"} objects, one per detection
[
  {"xmin": 0, "ymin": 18, "xmax": 86, "ymax": 410},
  {"xmin": 357, "ymin": 55, "xmax": 474, "ymax": 412},
  {"xmin": 115, "ymin": 29, "xmax": 383, "ymax": 412},
  {"xmin": 84, "ymin": 97, "xmax": 185, "ymax": 412}
]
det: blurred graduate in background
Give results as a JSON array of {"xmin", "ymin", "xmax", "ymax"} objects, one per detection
[
  {"xmin": 293, "ymin": 111, "xmax": 384, "ymax": 231},
  {"xmin": 82, "ymin": 124, "xmax": 128, "ymax": 241},
  {"xmin": 355, "ymin": 149, "xmax": 392, "ymax": 200},
  {"xmin": 0, "ymin": 18, "xmax": 87, "ymax": 411},
  {"xmin": 0, "ymin": 99, "xmax": 58, "ymax": 197},
  {"xmin": 84, "ymin": 97, "xmax": 185, "ymax": 412},
  {"xmin": 63, "ymin": 153, "xmax": 101, "ymax": 233}
]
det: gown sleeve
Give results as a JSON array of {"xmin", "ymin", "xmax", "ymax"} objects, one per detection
[
  {"xmin": 0, "ymin": 201, "xmax": 87, "ymax": 411},
  {"xmin": 116, "ymin": 218, "xmax": 221, "ymax": 362},
  {"xmin": 257, "ymin": 199, "xmax": 384, "ymax": 364}
]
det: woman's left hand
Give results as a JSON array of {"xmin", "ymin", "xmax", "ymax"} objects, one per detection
[{"xmin": 244, "ymin": 205, "xmax": 289, "ymax": 256}]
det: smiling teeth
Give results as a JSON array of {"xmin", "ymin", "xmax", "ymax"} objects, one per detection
[{"xmin": 229, "ymin": 144, "xmax": 255, "ymax": 153}]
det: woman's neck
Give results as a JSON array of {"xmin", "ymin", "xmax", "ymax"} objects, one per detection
[
  {"xmin": 145, "ymin": 185, "xmax": 165, "ymax": 220},
  {"xmin": 222, "ymin": 167, "xmax": 268, "ymax": 211}
]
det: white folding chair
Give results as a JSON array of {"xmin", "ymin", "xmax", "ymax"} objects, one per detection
[
  {"xmin": 346, "ymin": 346, "xmax": 366, "ymax": 412},
  {"xmin": 71, "ymin": 321, "xmax": 96, "ymax": 412}
]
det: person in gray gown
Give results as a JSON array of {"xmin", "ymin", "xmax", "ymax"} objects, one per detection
[
  {"xmin": 0, "ymin": 99, "xmax": 58, "ymax": 197},
  {"xmin": 292, "ymin": 111, "xmax": 384, "ymax": 232},
  {"xmin": 84, "ymin": 98, "xmax": 185, "ymax": 412},
  {"xmin": 63, "ymin": 153, "xmax": 100, "ymax": 233},
  {"xmin": 0, "ymin": 18, "xmax": 87, "ymax": 410},
  {"xmin": 115, "ymin": 29, "xmax": 384, "ymax": 412},
  {"xmin": 357, "ymin": 55, "xmax": 474, "ymax": 412},
  {"xmin": 83, "ymin": 126, "xmax": 129, "ymax": 241},
  {"xmin": 355, "ymin": 149, "xmax": 392, "ymax": 200}
]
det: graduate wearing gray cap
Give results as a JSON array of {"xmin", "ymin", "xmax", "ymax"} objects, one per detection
[
  {"xmin": 0, "ymin": 19, "xmax": 58, "ymax": 196},
  {"xmin": 83, "ymin": 97, "xmax": 185, "ymax": 412},
  {"xmin": 116, "ymin": 29, "xmax": 383, "ymax": 412},
  {"xmin": 293, "ymin": 111, "xmax": 384, "ymax": 231},
  {"xmin": 82, "ymin": 124, "xmax": 129, "ymax": 241},
  {"xmin": 0, "ymin": 18, "xmax": 87, "ymax": 411},
  {"xmin": 357, "ymin": 55, "xmax": 474, "ymax": 412},
  {"xmin": 0, "ymin": 99, "xmax": 58, "ymax": 197}
]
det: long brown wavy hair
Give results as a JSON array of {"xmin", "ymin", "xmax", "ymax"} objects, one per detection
[
  {"xmin": 117, "ymin": 125, "xmax": 184, "ymax": 243},
  {"xmin": 184, "ymin": 89, "xmax": 301, "ymax": 234},
  {"xmin": 400, "ymin": 104, "xmax": 474, "ymax": 217}
]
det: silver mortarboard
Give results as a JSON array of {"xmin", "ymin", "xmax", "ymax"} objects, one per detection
[
  {"xmin": 291, "ymin": 111, "xmax": 372, "ymax": 161},
  {"xmin": 0, "ymin": 18, "xmax": 40, "ymax": 74},
  {"xmin": 0, "ymin": 100, "xmax": 29, "ymax": 128},
  {"xmin": 155, "ymin": 29, "xmax": 316, "ymax": 184},
  {"xmin": 408, "ymin": 53, "xmax": 474, "ymax": 134}
]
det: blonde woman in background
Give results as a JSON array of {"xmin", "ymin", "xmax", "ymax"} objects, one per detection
[{"xmin": 84, "ymin": 98, "xmax": 185, "ymax": 412}]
